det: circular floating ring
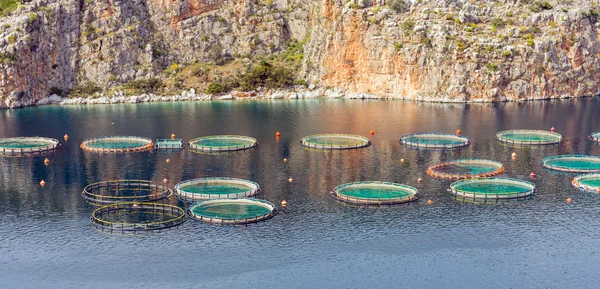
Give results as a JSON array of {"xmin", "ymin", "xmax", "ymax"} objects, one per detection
[
  {"xmin": 82, "ymin": 180, "xmax": 173, "ymax": 205},
  {"xmin": 187, "ymin": 198, "xmax": 277, "ymax": 225},
  {"xmin": 188, "ymin": 135, "xmax": 258, "ymax": 153},
  {"xmin": 542, "ymin": 155, "xmax": 600, "ymax": 173},
  {"xmin": 572, "ymin": 174, "xmax": 600, "ymax": 194},
  {"xmin": 589, "ymin": 132, "xmax": 600, "ymax": 143},
  {"xmin": 449, "ymin": 178, "xmax": 535, "ymax": 200},
  {"xmin": 427, "ymin": 159, "xmax": 504, "ymax": 180},
  {"xmin": 300, "ymin": 134, "xmax": 371, "ymax": 150},
  {"xmin": 0, "ymin": 137, "xmax": 60, "ymax": 156},
  {"xmin": 174, "ymin": 177, "xmax": 260, "ymax": 202},
  {"xmin": 81, "ymin": 136, "xmax": 153, "ymax": 154},
  {"xmin": 496, "ymin": 129, "xmax": 563, "ymax": 146},
  {"xmin": 91, "ymin": 202, "xmax": 187, "ymax": 232},
  {"xmin": 330, "ymin": 181, "xmax": 419, "ymax": 205},
  {"xmin": 400, "ymin": 133, "xmax": 470, "ymax": 150}
]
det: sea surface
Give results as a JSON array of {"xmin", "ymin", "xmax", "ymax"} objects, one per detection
[{"xmin": 1, "ymin": 98, "xmax": 600, "ymax": 288}]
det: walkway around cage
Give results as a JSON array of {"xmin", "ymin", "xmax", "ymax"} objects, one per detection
[
  {"xmin": 400, "ymin": 133, "xmax": 470, "ymax": 150},
  {"xmin": 174, "ymin": 177, "xmax": 260, "ymax": 201},
  {"xmin": 0, "ymin": 137, "xmax": 60, "ymax": 156},
  {"xmin": 80, "ymin": 136, "xmax": 154, "ymax": 154},
  {"xmin": 300, "ymin": 134, "xmax": 371, "ymax": 150},
  {"xmin": 91, "ymin": 202, "xmax": 187, "ymax": 232},
  {"xmin": 449, "ymin": 178, "xmax": 535, "ymax": 200},
  {"xmin": 188, "ymin": 135, "xmax": 258, "ymax": 153},
  {"xmin": 427, "ymin": 159, "xmax": 504, "ymax": 180},
  {"xmin": 82, "ymin": 180, "xmax": 173, "ymax": 205},
  {"xmin": 155, "ymin": 139, "xmax": 183, "ymax": 150},
  {"xmin": 330, "ymin": 181, "xmax": 419, "ymax": 205},
  {"xmin": 572, "ymin": 174, "xmax": 600, "ymax": 194},
  {"xmin": 187, "ymin": 198, "xmax": 277, "ymax": 225},
  {"xmin": 541, "ymin": 155, "xmax": 600, "ymax": 173},
  {"xmin": 496, "ymin": 129, "xmax": 563, "ymax": 146}
]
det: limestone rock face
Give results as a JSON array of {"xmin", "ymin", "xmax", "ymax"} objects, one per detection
[{"xmin": 0, "ymin": 0, "xmax": 599, "ymax": 107}]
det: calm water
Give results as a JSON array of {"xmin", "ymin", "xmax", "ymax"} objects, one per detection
[{"xmin": 1, "ymin": 98, "xmax": 600, "ymax": 288}]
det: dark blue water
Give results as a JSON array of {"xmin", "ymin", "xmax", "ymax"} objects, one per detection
[{"xmin": 1, "ymin": 98, "xmax": 600, "ymax": 288}]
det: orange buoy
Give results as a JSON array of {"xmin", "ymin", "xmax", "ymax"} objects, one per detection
[
  {"xmin": 44, "ymin": 158, "xmax": 50, "ymax": 165},
  {"xmin": 166, "ymin": 159, "xmax": 171, "ymax": 164},
  {"xmin": 418, "ymin": 178, "xmax": 423, "ymax": 183},
  {"xmin": 63, "ymin": 134, "xmax": 69, "ymax": 141},
  {"xmin": 132, "ymin": 203, "xmax": 139, "ymax": 207},
  {"xmin": 456, "ymin": 129, "xmax": 462, "ymax": 135},
  {"xmin": 163, "ymin": 178, "xmax": 168, "ymax": 184},
  {"xmin": 550, "ymin": 127, "xmax": 555, "ymax": 132},
  {"xmin": 427, "ymin": 199, "xmax": 433, "ymax": 205},
  {"xmin": 529, "ymin": 172, "xmax": 536, "ymax": 179},
  {"xmin": 39, "ymin": 180, "xmax": 46, "ymax": 187},
  {"xmin": 567, "ymin": 197, "xmax": 572, "ymax": 204},
  {"xmin": 288, "ymin": 178, "xmax": 293, "ymax": 183},
  {"xmin": 283, "ymin": 158, "xmax": 288, "ymax": 163},
  {"xmin": 400, "ymin": 158, "xmax": 405, "ymax": 163},
  {"xmin": 511, "ymin": 152, "xmax": 517, "ymax": 158},
  {"xmin": 281, "ymin": 200, "xmax": 288, "ymax": 207},
  {"xmin": 276, "ymin": 131, "xmax": 281, "ymax": 137},
  {"xmin": 370, "ymin": 130, "xmax": 374, "ymax": 135},
  {"xmin": 171, "ymin": 133, "xmax": 176, "ymax": 140}
]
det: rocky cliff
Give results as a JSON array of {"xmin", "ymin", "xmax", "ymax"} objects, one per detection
[{"xmin": 1, "ymin": 0, "xmax": 599, "ymax": 107}]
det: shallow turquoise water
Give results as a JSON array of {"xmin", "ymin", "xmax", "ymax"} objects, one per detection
[
  {"xmin": 1, "ymin": 98, "xmax": 600, "ymax": 288},
  {"xmin": 403, "ymin": 134, "xmax": 466, "ymax": 145},
  {"xmin": 0, "ymin": 138, "xmax": 53, "ymax": 149},
  {"xmin": 85, "ymin": 139, "xmax": 149, "ymax": 149},
  {"xmin": 500, "ymin": 131, "xmax": 560, "ymax": 142}
]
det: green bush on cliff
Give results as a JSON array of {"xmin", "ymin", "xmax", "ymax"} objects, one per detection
[
  {"xmin": 124, "ymin": 78, "xmax": 164, "ymax": 94},
  {"xmin": 204, "ymin": 61, "xmax": 295, "ymax": 95},
  {"xmin": 0, "ymin": 0, "xmax": 19, "ymax": 18},
  {"xmin": 69, "ymin": 82, "xmax": 102, "ymax": 97}
]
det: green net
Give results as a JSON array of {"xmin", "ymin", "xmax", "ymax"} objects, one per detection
[
  {"xmin": 542, "ymin": 155, "xmax": 600, "ymax": 173},
  {"xmin": 188, "ymin": 199, "xmax": 276, "ymax": 224},
  {"xmin": 0, "ymin": 137, "xmax": 59, "ymax": 154},
  {"xmin": 427, "ymin": 159, "xmax": 504, "ymax": 180},
  {"xmin": 400, "ymin": 133, "xmax": 469, "ymax": 149},
  {"xmin": 450, "ymin": 178, "xmax": 535, "ymax": 199},
  {"xmin": 188, "ymin": 135, "xmax": 258, "ymax": 152},
  {"xmin": 572, "ymin": 174, "xmax": 600, "ymax": 193},
  {"xmin": 81, "ymin": 136, "xmax": 153, "ymax": 152},
  {"xmin": 300, "ymin": 134, "xmax": 371, "ymax": 150},
  {"xmin": 191, "ymin": 203, "xmax": 271, "ymax": 219},
  {"xmin": 174, "ymin": 178, "xmax": 260, "ymax": 201},
  {"xmin": 497, "ymin": 130, "xmax": 562, "ymax": 145},
  {"xmin": 332, "ymin": 182, "xmax": 418, "ymax": 205}
]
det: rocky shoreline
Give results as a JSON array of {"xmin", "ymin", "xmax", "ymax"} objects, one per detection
[{"xmin": 26, "ymin": 86, "xmax": 591, "ymax": 108}]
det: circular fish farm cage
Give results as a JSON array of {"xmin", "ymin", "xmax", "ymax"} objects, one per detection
[
  {"xmin": 572, "ymin": 174, "xmax": 600, "ymax": 194},
  {"xmin": 174, "ymin": 177, "xmax": 260, "ymax": 202},
  {"xmin": 449, "ymin": 178, "xmax": 535, "ymax": 200},
  {"xmin": 80, "ymin": 136, "xmax": 153, "ymax": 154},
  {"xmin": 91, "ymin": 202, "xmax": 187, "ymax": 233},
  {"xmin": 589, "ymin": 132, "xmax": 600, "ymax": 143},
  {"xmin": 427, "ymin": 159, "xmax": 504, "ymax": 180},
  {"xmin": 542, "ymin": 155, "xmax": 600, "ymax": 173},
  {"xmin": 82, "ymin": 180, "xmax": 173, "ymax": 205},
  {"xmin": 300, "ymin": 134, "xmax": 371, "ymax": 150},
  {"xmin": 496, "ymin": 129, "xmax": 563, "ymax": 146},
  {"xmin": 330, "ymin": 181, "xmax": 419, "ymax": 205},
  {"xmin": 0, "ymin": 137, "xmax": 60, "ymax": 156},
  {"xmin": 187, "ymin": 199, "xmax": 277, "ymax": 225},
  {"xmin": 188, "ymin": 135, "xmax": 258, "ymax": 153},
  {"xmin": 400, "ymin": 133, "xmax": 470, "ymax": 150}
]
